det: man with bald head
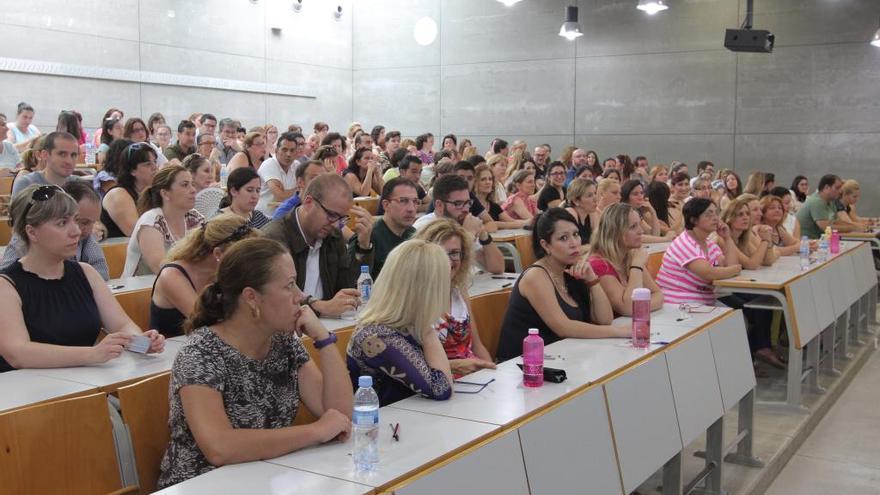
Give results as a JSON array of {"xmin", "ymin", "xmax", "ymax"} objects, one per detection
[
  {"xmin": 262, "ymin": 173, "xmax": 375, "ymax": 317},
  {"xmin": 533, "ymin": 145, "xmax": 549, "ymax": 181},
  {"xmin": 567, "ymin": 147, "xmax": 589, "ymax": 185}
]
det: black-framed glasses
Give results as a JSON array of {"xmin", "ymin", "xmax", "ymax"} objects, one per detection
[
  {"xmin": 453, "ymin": 378, "xmax": 495, "ymax": 394},
  {"xmin": 314, "ymin": 198, "xmax": 349, "ymax": 224},
  {"xmin": 442, "ymin": 199, "xmax": 473, "ymax": 210},
  {"xmin": 446, "ymin": 250, "xmax": 463, "ymax": 261},
  {"xmin": 16, "ymin": 185, "xmax": 64, "ymax": 226},
  {"xmin": 385, "ymin": 197, "xmax": 420, "ymax": 207}
]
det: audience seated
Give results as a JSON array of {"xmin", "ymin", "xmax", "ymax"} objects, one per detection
[
  {"xmin": 272, "ymin": 159, "xmax": 326, "ymax": 220},
  {"xmin": 164, "ymin": 120, "xmax": 197, "ymax": 166},
  {"xmin": 789, "ymin": 175, "xmax": 808, "ymax": 213},
  {"xmin": 150, "ymin": 214, "xmax": 258, "ymax": 337},
  {"xmin": 837, "ymin": 180, "xmax": 875, "ymax": 230},
  {"xmin": 7, "ymin": 102, "xmax": 41, "ymax": 153},
  {"xmin": 496, "ymin": 208, "xmax": 627, "ymax": 361},
  {"xmin": 472, "ymin": 163, "xmax": 528, "ymax": 229},
  {"xmin": 759, "ymin": 194, "xmax": 800, "ymax": 256},
  {"xmin": 589, "ymin": 203, "xmax": 664, "ymax": 316},
  {"xmin": 768, "ymin": 186, "xmax": 802, "ymax": 239},
  {"xmin": 256, "ymin": 131, "xmax": 300, "ymax": 217},
  {"xmin": 96, "ymin": 117, "xmax": 122, "ymax": 166},
  {"xmin": 414, "ymin": 175, "xmax": 504, "ymax": 274},
  {"xmin": 0, "ymin": 113, "xmax": 22, "ymax": 174},
  {"xmin": 795, "ymin": 174, "xmax": 859, "ymax": 239},
  {"xmin": 0, "ymin": 184, "xmax": 164, "ymax": 372},
  {"xmin": 185, "ymin": 154, "xmax": 225, "ymax": 219},
  {"xmin": 563, "ymin": 178, "xmax": 600, "ymax": 248},
  {"xmin": 646, "ymin": 181, "xmax": 682, "ymax": 236},
  {"xmin": 347, "ymin": 239, "xmax": 453, "ymax": 406},
  {"xmin": 122, "ymin": 165, "xmax": 205, "ymax": 277},
  {"xmin": 371, "ymin": 177, "xmax": 418, "ymax": 278},
  {"xmin": 1, "ymin": 181, "xmax": 109, "ymax": 279},
  {"xmin": 227, "ymin": 131, "xmax": 266, "ymax": 173},
  {"xmin": 502, "ymin": 170, "xmax": 539, "ymax": 220},
  {"xmin": 621, "ymin": 179, "xmax": 674, "ymax": 243},
  {"xmin": 536, "ymin": 161, "xmax": 567, "ymax": 210},
  {"xmin": 343, "ymin": 147, "xmax": 383, "ymax": 197},
  {"xmin": 656, "ymin": 198, "xmax": 742, "ymax": 305},
  {"xmin": 102, "ymin": 141, "xmax": 158, "ymax": 238},
  {"xmin": 216, "ymin": 167, "xmax": 272, "ymax": 228},
  {"xmin": 262, "ymin": 174, "xmax": 373, "ymax": 317},
  {"xmin": 11, "ymin": 131, "xmax": 80, "ymax": 197},
  {"xmin": 415, "ymin": 220, "xmax": 496, "ymax": 377},
  {"xmin": 596, "ymin": 177, "xmax": 621, "ymax": 216},
  {"xmin": 719, "ymin": 196, "xmax": 778, "ymax": 270},
  {"xmin": 157, "ymin": 238, "xmax": 352, "ymax": 488},
  {"xmin": 716, "ymin": 169, "xmax": 742, "ymax": 211}
]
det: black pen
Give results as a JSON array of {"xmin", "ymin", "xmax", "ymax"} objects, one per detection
[
  {"xmin": 501, "ymin": 283, "xmax": 512, "ymax": 288},
  {"xmin": 492, "ymin": 276, "xmax": 517, "ymax": 280},
  {"xmin": 390, "ymin": 423, "xmax": 400, "ymax": 441}
]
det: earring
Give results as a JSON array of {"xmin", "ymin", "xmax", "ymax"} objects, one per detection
[{"xmin": 250, "ymin": 304, "xmax": 261, "ymax": 319}]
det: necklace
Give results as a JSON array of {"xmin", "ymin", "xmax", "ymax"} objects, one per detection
[{"xmin": 539, "ymin": 260, "xmax": 569, "ymax": 296}]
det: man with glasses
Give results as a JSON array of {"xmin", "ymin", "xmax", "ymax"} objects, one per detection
[
  {"xmin": 414, "ymin": 175, "xmax": 504, "ymax": 274},
  {"xmin": 1, "ymin": 181, "xmax": 109, "ymax": 279},
  {"xmin": 533, "ymin": 145, "xmax": 549, "ymax": 181},
  {"xmin": 371, "ymin": 177, "xmax": 419, "ymax": 278},
  {"xmin": 262, "ymin": 174, "xmax": 374, "ymax": 317},
  {"xmin": 377, "ymin": 155, "xmax": 427, "ymax": 215},
  {"xmin": 216, "ymin": 118, "xmax": 242, "ymax": 165},
  {"xmin": 257, "ymin": 132, "xmax": 301, "ymax": 217},
  {"xmin": 12, "ymin": 131, "xmax": 80, "ymax": 197},
  {"xmin": 566, "ymin": 148, "xmax": 590, "ymax": 185},
  {"xmin": 198, "ymin": 113, "xmax": 217, "ymax": 138}
]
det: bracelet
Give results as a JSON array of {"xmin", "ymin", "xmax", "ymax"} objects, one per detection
[
  {"xmin": 628, "ymin": 266, "xmax": 644, "ymax": 272},
  {"xmin": 479, "ymin": 234, "xmax": 493, "ymax": 246},
  {"xmin": 586, "ymin": 278, "xmax": 601, "ymax": 288},
  {"xmin": 312, "ymin": 332, "xmax": 337, "ymax": 350}
]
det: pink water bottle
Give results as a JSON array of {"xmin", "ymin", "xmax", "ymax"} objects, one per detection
[
  {"xmin": 830, "ymin": 229, "xmax": 840, "ymax": 254},
  {"xmin": 632, "ymin": 288, "xmax": 651, "ymax": 348},
  {"xmin": 523, "ymin": 328, "xmax": 544, "ymax": 388}
]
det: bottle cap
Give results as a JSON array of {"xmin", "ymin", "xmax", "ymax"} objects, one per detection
[
  {"xmin": 360, "ymin": 265, "xmax": 369, "ymax": 273},
  {"xmin": 632, "ymin": 288, "xmax": 651, "ymax": 300},
  {"xmin": 528, "ymin": 328, "xmax": 539, "ymax": 335},
  {"xmin": 358, "ymin": 375, "xmax": 373, "ymax": 388}
]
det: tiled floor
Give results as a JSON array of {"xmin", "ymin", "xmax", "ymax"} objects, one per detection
[{"xmin": 766, "ymin": 347, "xmax": 880, "ymax": 495}]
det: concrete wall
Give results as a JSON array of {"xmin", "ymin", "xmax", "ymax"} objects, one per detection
[
  {"xmin": 353, "ymin": 0, "xmax": 880, "ymax": 213},
  {"xmin": 0, "ymin": 0, "xmax": 353, "ymax": 133}
]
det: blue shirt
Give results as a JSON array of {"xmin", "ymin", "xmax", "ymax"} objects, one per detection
[{"xmin": 272, "ymin": 192, "xmax": 301, "ymax": 220}]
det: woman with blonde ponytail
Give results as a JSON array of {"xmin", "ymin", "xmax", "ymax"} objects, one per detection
[
  {"xmin": 159, "ymin": 238, "xmax": 353, "ymax": 488},
  {"xmin": 149, "ymin": 214, "xmax": 258, "ymax": 337}
]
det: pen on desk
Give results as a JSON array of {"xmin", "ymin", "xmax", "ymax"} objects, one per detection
[
  {"xmin": 492, "ymin": 276, "xmax": 517, "ymax": 280},
  {"xmin": 390, "ymin": 423, "xmax": 400, "ymax": 441},
  {"xmin": 110, "ymin": 284, "xmax": 125, "ymax": 290},
  {"xmin": 652, "ymin": 341, "xmax": 671, "ymax": 345},
  {"xmin": 501, "ymin": 283, "xmax": 512, "ymax": 288}
]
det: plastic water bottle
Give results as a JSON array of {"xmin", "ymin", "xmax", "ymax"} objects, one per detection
[
  {"xmin": 219, "ymin": 165, "xmax": 229, "ymax": 189},
  {"xmin": 357, "ymin": 265, "xmax": 372, "ymax": 305},
  {"xmin": 819, "ymin": 228, "xmax": 830, "ymax": 262},
  {"xmin": 523, "ymin": 328, "xmax": 544, "ymax": 388},
  {"xmin": 799, "ymin": 236, "xmax": 811, "ymax": 271},
  {"xmin": 352, "ymin": 375, "xmax": 379, "ymax": 472},
  {"xmin": 830, "ymin": 229, "xmax": 840, "ymax": 254},
  {"xmin": 631, "ymin": 288, "xmax": 651, "ymax": 348},
  {"xmin": 85, "ymin": 141, "xmax": 96, "ymax": 165}
]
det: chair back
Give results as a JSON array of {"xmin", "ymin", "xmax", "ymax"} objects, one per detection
[
  {"xmin": 294, "ymin": 327, "xmax": 355, "ymax": 425},
  {"xmin": 102, "ymin": 241, "xmax": 128, "ymax": 279},
  {"xmin": 470, "ymin": 290, "xmax": 512, "ymax": 360},
  {"xmin": 116, "ymin": 373, "xmax": 172, "ymax": 495},
  {"xmin": 0, "ymin": 392, "xmax": 123, "ymax": 495}
]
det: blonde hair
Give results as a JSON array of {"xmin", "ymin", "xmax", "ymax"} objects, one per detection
[
  {"xmin": 400, "ymin": 138, "xmax": 416, "ymax": 150},
  {"xmin": 166, "ymin": 213, "xmax": 259, "ymax": 263},
  {"xmin": 759, "ymin": 195, "xmax": 785, "ymax": 226},
  {"xmin": 721, "ymin": 196, "xmax": 755, "ymax": 252},
  {"xmin": 842, "ymin": 179, "xmax": 860, "ymax": 196},
  {"xmin": 597, "ymin": 177, "xmax": 619, "ymax": 196},
  {"xmin": 460, "ymin": 145, "xmax": 477, "ymax": 160},
  {"xmin": 649, "ymin": 165, "xmax": 668, "ymax": 182},
  {"xmin": 473, "ymin": 164, "xmax": 497, "ymax": 202},
  {"xmin": 742, "ymin": 171, "xmax": 765, "ymax": 196},
  {"xmin": 566, "ymin": 177, "xmax": 597, "ymax": 204},
  {"xmin": 505, "ymin": 150, "xmax": 527, "ymax": 179},
  {"xmin": 559, "ymin": 145, "xmax": 576, "ymax": 167},
  {"xmin": 358, "ymin": 239, "xmax": 451, "ymax": 345},
  {"xmin": 414, "ymin": 219, "xmax": 473, "ymax": 291},
  {"xmin": 589, "ymin": 203, "xmax": 635, "ymax": 275}
]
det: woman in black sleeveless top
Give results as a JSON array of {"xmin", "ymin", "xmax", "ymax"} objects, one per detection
[
  {"xmin": 150, "ymin": 214, "xmax": 258, "ymax": 337},
  {"xmin": 496, "ymin": 208, "xmax": 628, "ymax": 361},
  {"xmin": 101, "ymin": 141, "xmax": 158, "ymax": 238},
  {"xmin": 0, "ymin": 184, "xmax": 164, "ymax": 372}
]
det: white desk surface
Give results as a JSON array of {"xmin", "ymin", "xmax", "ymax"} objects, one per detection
[
  {"xmin": 0, "ymin": 370, "xmax": 97, "ymax": 413},
  {"xmin": 716, "ymin": 241, "xmax": 861, "ymax": 289},
  {"xmin": 646, "ymin": 241, "xmax": 671, "ymax": 254},
  {"xmin": 613, "ymin": 303, "xmax": 732, "ymax": 330},
  {"xmin": 19, "ymin": 338, "xmax": 184, "ymax": 389},
  {"xmin": 98, "ymin": 236, "xmax": 130, "ymax": 246},
  {"xmin": 108, "ymin": 274, "xmax": 156, "ymax": 294},
  {"xmin": 469, "ymin": 271, "xmax": 517, "ymax": 295},
  {"xmin": 266, "ymin": 407, "xmax": 497, "ymax": 488},
  {"xmin": 494, "ymin": 228, "xmax": 530, "ymax": 240},
  {"xmin": 152, "ymin": 461, "xmax": 372, "ymax": 495}
]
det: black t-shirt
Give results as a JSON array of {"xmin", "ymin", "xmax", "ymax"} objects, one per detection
[
  {"xmin": 537, "ymin": 186, "xmax": 566, "ymax": 211},
  {"xmin": 370, "ymin": 218, "xmax": 415, "ymax": 279}
]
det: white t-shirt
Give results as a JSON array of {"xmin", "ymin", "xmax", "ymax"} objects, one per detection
[
  {"xmin": 0, "ymin": 141, "xmax": 21, "ymax": 170},
  {"xmin": 257, "ymin": 157, "xmax": 296, "ymax": 216}
]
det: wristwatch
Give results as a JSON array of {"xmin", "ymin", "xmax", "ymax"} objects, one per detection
[
  {"xmin": 313, "ymin": 332, "xmax": 338, "ymax": 349},
  {"xmin": 302, "ymin": 296, "xmax": 321, "ymax": 317},
  {"xmin": 355, "ymin": 242, "xmax": 374, "ymax": 254},
  {"xmin": 479, "ymin": 234, "xmax": 494, "ymax": 246}
]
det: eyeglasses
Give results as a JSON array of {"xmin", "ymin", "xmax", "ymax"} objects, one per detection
[
  {"xmin": 549, "ymin": 171, "xmax": 566, "ymax": 177},
  {"xmin": 442, "ymin": 199, "xmax": 473, "ymax": 210},
  {"xmin": 17, "ymin": 185, "xmax": 65, "ymax": 226},
  {"xmin": 314, "ymin": 198, "xmax": 350, "ymax": 224},
  {"xmin": 676, "ymin": 303, "xmax": 716, "ymax": 321},
  {"xmin": 385, "ymin": 197, "xmax": 420, "ymax": 207},
  {"xmin": 453, "ymin": 378, "xmax": 495, "ymax": 394},
  {"xmin": 446, "ymin": 250, "xmax": 463, "ymax": 261}
]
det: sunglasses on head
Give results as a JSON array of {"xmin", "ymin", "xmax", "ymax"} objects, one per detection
[
  {"xmin": 125, "ymin": 142, "xmax": 154, "ymax": 163},
  {"xmin": 11, "ymin": 185, "xmax": 66, "ymax": 227}
]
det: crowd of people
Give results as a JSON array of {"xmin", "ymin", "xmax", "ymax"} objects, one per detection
[{"xmin": 1, "ymin": 101, "xmax": 878, "ymax": 488}]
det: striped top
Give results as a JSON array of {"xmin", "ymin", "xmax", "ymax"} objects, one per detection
[{"xmin": 656, "ymin": 230, "xmax": 723, "ymax": 305}]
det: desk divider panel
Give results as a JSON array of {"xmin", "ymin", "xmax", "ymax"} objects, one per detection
[
  {"xmin": 707, "ymin": 312, "xmax": 755, "ymax": 411},
  {"xmin": 837, "ymin": 255, "xmax": 861, "ymax": 308},
  {"xmin": 518, "ymin": 386, "xmax": 623, "ymax": 495},
  {"xmin": 827, "ymin": 257, "xmax": 852, "ymax": 318},
  {"xmin": 664, "ymin": 331, "xmax": 725, "ymax": 447},
  {"xmin": 787, "ymin": 276, "xmax": 821, "ymax": 347},
  {"xmin": 393, "ymin": 429, "xmax": 529, "ymax": 495},
  {"xmin": 604, "ymin": 355, "xmax": 682, "ymax": 494},
  {"xmin": 808, "ymin": 266, "xmax": 836, "ymax": 331},
  {"xmin": 852, "ymin": 245, "xmax": 876, "ymax": 295}
]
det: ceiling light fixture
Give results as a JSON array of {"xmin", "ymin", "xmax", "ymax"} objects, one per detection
[
  {"xmin": 559, "ymin": 6, "xmax": 583, "ymax": 41},
  {"xmin": 637, "ymin": 0, "xmax": 669, "ymax": 15},
  {"xmin": 871, "ymin": 18, "xmax": 880, "ymax": 47},
  {"xmin": 497, "ymin": 0, "xmax": 523, "ymax": 6},
  {"xmin": 414, "ymin": 17, "xmax": 438, "ymax": 46}
]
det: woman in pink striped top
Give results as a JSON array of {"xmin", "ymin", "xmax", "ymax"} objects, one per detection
[{"xmin": 656, "ymin": 198, "xmax": 742, "ymax": 305}]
